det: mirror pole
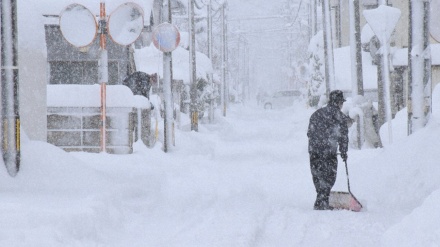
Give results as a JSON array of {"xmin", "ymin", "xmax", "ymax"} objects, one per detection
[{"xmin": 99, "ymin": 1, "xmax": 108, "ymax": 153}]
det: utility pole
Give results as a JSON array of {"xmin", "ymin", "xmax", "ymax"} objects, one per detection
[
  {"xmin": 237, "ymin": 34, "xmax": 241, "ymax": 101},
  {"xmin": 1, "ymin": 0, "xmax": 20, "ymax": 176},
  {"xmin": 207, "ymin": 0, "xmax": 214, "ymax": 122},
  {"xmin": 322, "ymin": 0, "xmax": 335, "ymax": 97},
  {"xmin": 350, "ymin": 0, "xmax": 363, "ymax": 96},
  {"xmin": 423, "ymin": 0, "xmax": 432, "ymax": 122},
  {"xmin": 245, "ymin": 42, "xmax": 250, "ymax": 101},
  {"xmin": 408, "ymin": 0, "xmax": 431, "ymax": 134},
  {"xmin": 163, "ymin": 0, "xmax": 174, "ymax": 151},
  {"xmin": 311, "ymin": 0, "xmax": 318, "ymax": 37},
  {"xmin": 189, "ymin": 0, "xmax": 198, "ymax": 131},
  {"xmin": 350, "ymin": 0, "xmax": 364, "ymax": 149},
  {"xmin": 222, "ymin": 3, "xmax": 228, "ymax": 117},
  {"xmin": 239, "ymin": 37, "xmax": 249, "ymax": 103}
]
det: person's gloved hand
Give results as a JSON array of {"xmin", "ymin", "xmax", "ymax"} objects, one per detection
[{"xmin": 341, "ymin": 152, "xmax": 348, "ymax": 162}]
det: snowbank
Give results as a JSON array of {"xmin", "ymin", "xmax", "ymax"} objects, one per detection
[
  {"xmin": 379, "ymin": 83, "xmax": 440, "ymax": 146},
  {"xmin": 375, "ymin": 118, "xmax": 440, "ymax": 246},
  {"xmin": 2, "ymin": 99, "xmax": 440, "ymax": 245}
]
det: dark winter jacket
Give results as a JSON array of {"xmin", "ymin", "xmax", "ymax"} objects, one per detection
[
  {"xmin": 307, "ymin": 104, "xmax": 349, "ymax": 155},
  {"xmin": 123, "ymin": 71, "xmax": 152, "ymax": 99}
]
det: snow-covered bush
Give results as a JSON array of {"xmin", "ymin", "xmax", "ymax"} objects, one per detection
[{"xmin": 307, "ymin": 31, "xmax": 326, "ymax": 107}]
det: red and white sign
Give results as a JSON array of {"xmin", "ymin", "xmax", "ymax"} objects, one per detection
[{"xmin": 152, "ymin": 22, "xmax": 181, "ymax": 53}]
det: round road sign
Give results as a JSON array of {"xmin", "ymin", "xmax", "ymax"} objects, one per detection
[{"xmin": 152, "ymin": 22, "xmax": 181, "ymax": 53}]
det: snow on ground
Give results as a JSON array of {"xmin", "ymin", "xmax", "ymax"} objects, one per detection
[{"xmin": 1, "ymin": 99, "xmax": 440, "ymax": 246}]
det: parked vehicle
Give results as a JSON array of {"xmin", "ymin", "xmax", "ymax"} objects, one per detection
[{"xmin": 263, "ymin": 90, "xmax": 302, "ymax": 109}]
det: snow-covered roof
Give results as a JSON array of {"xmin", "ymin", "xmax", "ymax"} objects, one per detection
[
  {"xmin": 179, "ymin": 31, "xmax": 200, "ymax": 50},
  {"xmin": 47, "ymin": 84, "xmax": 149, "ymax": 108},
  {"xmin": 134, "ymin": 44, "xmax": 213, "ymax": 84},
  {"xmin": 392, "ymin": 44, "xmax": 440, "ymax": 67}
]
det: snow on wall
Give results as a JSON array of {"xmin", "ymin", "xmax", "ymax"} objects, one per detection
[
  {"xmin": 430, "ymin": 44, "xmax": 440, "ymax": 65},
  {"xmin": 432, "ymin": 83, "xmax": 440, "ymax": 124},
  {"xmin": 333, "ymin": 46, "xmax": 378, "ymax": 90},
  {"xmin": 392, "ymin": 47, "xmax": 408, "ymax": 67}
]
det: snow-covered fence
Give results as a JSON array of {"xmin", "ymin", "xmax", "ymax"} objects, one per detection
[
  {"xmin": 47, "ymin": 85, "xmax": 152, "ymax": 154},
  {"xmin": 47, "ymin": 106, "xmax": 134, "ymax": 153}
]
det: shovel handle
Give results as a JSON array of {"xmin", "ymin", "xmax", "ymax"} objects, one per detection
[
  {"xmin": 337, "ymin": 153, "xmax": 352, "ymax": 193},
  {"xmin": 344, "ymin": 160, "xmax": 352, "ymax": 194}
]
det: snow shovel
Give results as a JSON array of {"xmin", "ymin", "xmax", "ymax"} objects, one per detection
[{"xmin": 329, "ymin": 160, "xmax": 363, "ymax": 212}]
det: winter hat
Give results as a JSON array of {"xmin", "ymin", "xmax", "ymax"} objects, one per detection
[{"xmin": 329, "ymin": 90, "xmax": 346, "ymax": 105}]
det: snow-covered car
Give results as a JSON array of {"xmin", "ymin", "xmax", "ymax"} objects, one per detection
[{"xmin": 263, "ymin": 90, "xmax": 302, "ymax": 109}]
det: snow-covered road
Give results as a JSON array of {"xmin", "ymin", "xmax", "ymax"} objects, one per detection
[{"xmin": 1, "ymin": 103, "xmax": 440, "ymax": 246}]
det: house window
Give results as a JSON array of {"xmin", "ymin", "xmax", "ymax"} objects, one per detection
[{"xmin": 49, "ymin": 61, "xmax": 119, "ymax": 85}]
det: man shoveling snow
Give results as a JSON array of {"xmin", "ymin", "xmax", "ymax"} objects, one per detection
[{"xmin": 307, "ymin": 90, "xmax": 349, "ymax": 210}]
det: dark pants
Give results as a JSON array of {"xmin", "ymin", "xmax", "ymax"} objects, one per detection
[{"xmin": 309, "ymin": 152, "xmax": 338, "ymax": 209}]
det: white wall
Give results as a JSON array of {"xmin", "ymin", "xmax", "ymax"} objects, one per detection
[{"xmin": 19, "ymin": 48, "xmax": 47, "ymax": 141}]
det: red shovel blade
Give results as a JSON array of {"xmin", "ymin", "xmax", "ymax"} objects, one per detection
[{"xmin": 329, "ymin": 191, "xmax": 363, "ymax": 212}]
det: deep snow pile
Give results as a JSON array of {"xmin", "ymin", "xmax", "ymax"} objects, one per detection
[{"xmin": 0, "ymin": 94, "xmax": 440, "ymax": 245}]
